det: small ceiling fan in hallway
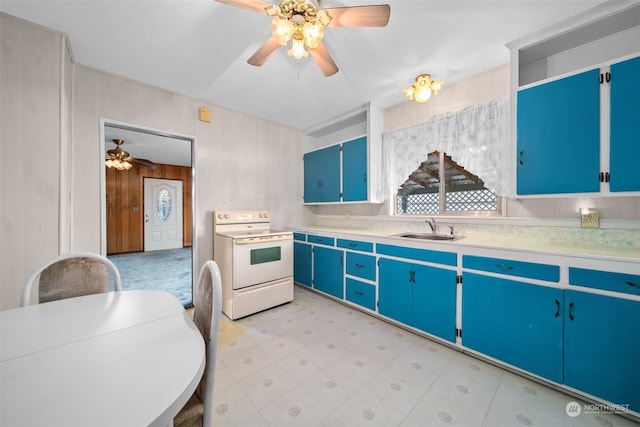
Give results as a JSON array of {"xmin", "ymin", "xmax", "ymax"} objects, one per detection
[
  {"xmin": 105, "ymin": 139, "xmax": 156, "ymax": 171},
  {"xmin": 215, "ymin": 0, "xmax": 391, "ymax": 76}
]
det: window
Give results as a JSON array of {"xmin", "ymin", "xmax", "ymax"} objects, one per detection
[{"xmin": 396, "ymin": 151, "xmax": 499, "ymax": 215}]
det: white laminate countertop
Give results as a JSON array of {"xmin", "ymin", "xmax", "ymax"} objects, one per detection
[{"xmin": 290, "ymin": 226, "xmax": 640, "ymax": 263}]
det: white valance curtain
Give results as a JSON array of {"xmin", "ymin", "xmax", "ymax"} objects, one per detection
[{"xmin": 382, "ymin": 98, "xmax": 510, "ymax": 197}]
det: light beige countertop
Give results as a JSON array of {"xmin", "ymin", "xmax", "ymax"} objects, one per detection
[{"xmin": 290, "ymin": 226, "xmax": 640, "ymax": 264}]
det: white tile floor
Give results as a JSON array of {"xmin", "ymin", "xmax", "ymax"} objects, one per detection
[{"xmin": 211, "ymin": 285, "xmax": 638, "ymax": 427}]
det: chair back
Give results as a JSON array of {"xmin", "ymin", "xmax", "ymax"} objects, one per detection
[
  {"xmin": 21, "ymin": 252, "xmax": 122, "ymax": 306},
  {"xmin": 192, "ymin": 260, "xmax": 222, "ymax": 427}
]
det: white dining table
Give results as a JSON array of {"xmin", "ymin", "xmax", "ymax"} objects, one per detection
[{"xmin": 1, "ymin": 290, "xmax": 205, "ymax": 427}]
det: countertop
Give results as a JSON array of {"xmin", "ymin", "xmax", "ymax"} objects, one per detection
[{"xmin": 289, "ymin": 226, "xmax": 640, "ymax": 264}]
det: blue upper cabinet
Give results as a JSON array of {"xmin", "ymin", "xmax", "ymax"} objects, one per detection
[
  {"xmin": 517, "ymin": 69, "xmax": 600, "ymax": 195},
  {"xmin": 509, "ymin": 3, "xmax": 639, "ymax": 197},
  {"xmin": 303, "ymin": 145, "xmax": 340, "ymax": 202},
  {"xmin": 303, "ymin": 103, "xmax": 383, "ymax": 204},
  {"xmin": 342, "ymin": 136, "xmax": 368, "ymax": 202},
  {"xmin": 610, "ymin": 56, "xmax": 640, "ymax": 192}
]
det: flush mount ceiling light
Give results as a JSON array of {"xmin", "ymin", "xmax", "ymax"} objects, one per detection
[
  {"xmin": 403, "ymin": 74, "xmax": 444, "ymax": 103},
  {"xmin": 215, "ymin": 0, "xmax": 390, "ymax": 77}
]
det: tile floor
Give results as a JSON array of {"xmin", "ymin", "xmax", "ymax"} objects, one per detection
[{"xmin": 210, "ymin": 285, "xmax": 638, "ymax": 427}]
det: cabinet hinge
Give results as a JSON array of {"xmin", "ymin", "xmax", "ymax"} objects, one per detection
[
  {"xmin": 456, "ymin": 274, "xmax": 463, "ymax": 284},
  {"xmin": 456, "ymin": 328, "xmax": 462, "ymax": 338},
  {"xmin": 599, "ymin": 72, "xmax": 611, "ymax": 84},
  {"xmin": 599, "ymin": 172, "xmax": 611, "ymax": 183}
]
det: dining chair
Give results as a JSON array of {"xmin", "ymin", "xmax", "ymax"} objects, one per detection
[
  {"xmin": 174, "ymin": 260, "xmax": 222, "ymax": 427},
  {"xmin": 21, "ymin": 252, "xmax": 122, "ymax": 307}
]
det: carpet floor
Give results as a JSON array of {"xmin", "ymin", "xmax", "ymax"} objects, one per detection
[{"xmin": 108, "ymin": 247, "xmax": 193, "ymax": 306}]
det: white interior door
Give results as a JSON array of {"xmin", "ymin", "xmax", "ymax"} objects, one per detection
[{"xmin": 144, "ymin": 178, "xmax": 183, "ymax": 252}]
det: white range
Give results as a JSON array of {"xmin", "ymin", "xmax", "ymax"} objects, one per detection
[{"xmin": 213, "ymin": 210, "xmax": 293, "ymax": 319}]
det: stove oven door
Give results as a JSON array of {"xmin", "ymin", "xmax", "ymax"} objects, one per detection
[{"xmin": 232, "ymin": 235, "xmax": 293, "ymax": 289}]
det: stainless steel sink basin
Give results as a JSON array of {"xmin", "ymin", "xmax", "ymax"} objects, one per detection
[{"xmin": 395, "ymin": 232, "xmax": 458, "ymax": 241}]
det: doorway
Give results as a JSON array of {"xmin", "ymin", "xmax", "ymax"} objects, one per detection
[{"xmin": 99, "ymin": 119, "xmax": 196, "ymax": 307}]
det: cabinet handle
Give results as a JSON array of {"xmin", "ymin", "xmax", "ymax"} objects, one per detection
[
  {"xmin": 568, "ymin": 302, "xmax": 575, "ymax": 321},
  {"xmin": 348, "ymin": 243, "xmax": 357, "ymax": 247},
  {"xmin": 554, "ymin": 299, "xmax": 560, "ymax": 318},
  {"xmin": 519, "ymin": 150, "xmax": 524, "ymax": 165},
  {"xmin": 355, "ymin": 263, "xmax": 364, "ymax": 269},
  {"xmin": 409, "ymin": 270, "xmax": 416, "ymax": 284},
  {"xmin": 317, "ymin": 180, "xmax": 323, "ymax": 188},
  {"xmin": 363, "ymin": 173, "xmax": 367, "ymax": 183},
  {"xmin": 355, "ymin": 290, "xmax": 364, "ymax": 296},
  {"xmin": 495, "ymin": 263, "xmax": 514, "ymax": 272},
  {"xmin": 626, "ymin": 281, "xmax": 640, "ymax": 289}
]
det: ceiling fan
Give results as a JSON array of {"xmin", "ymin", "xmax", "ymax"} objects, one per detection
[
  {"xmin": 105, "ymin": 139, "xmax": 156, "ymax": 170},
  {"xmin": 216, "ymin": 0, "xmax": 390, "ymax": 76}
]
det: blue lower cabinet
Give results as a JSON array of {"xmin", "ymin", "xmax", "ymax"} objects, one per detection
[
  {"xmin": 345, "ymin": 278, "xmax": 375, "ymax": 311},
  {"xmin": 379, "ymin": 258, "xmax": 413, "ymax": 325},
  {"xmin": 412, "ymin": 263, "xmax": 457, "ymax": 343},
  {"xmin": 564, "ymin": 290, "xmax": 640, "ymax": 412},
  {"xmin": 462, "ymin": 273, "xmax": 564, "ymax": 383},
  {"xmin": 313, "ymin": 246, "xmax": 343, "ymax": 299},
  {"xmin": 379, "ymin": 258, "xmax": 457, "ymax": 343},
  {"xmin": 294, "ymin": 242, "xmax": 312, "ymax": 287}
]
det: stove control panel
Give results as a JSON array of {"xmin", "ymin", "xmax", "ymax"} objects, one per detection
[{"xmin": 214, "ymin": 210, "xmax": 270, "ymax": 225}]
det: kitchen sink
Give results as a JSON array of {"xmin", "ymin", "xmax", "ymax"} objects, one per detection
[{"xmin": 394, "ymin": 232, "xmax": 458, "ymax": 241}]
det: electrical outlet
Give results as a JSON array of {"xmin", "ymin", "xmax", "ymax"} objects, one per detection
[{"xmin": 581, "ymin": 209, "xmax": 600, "ymax": 228}]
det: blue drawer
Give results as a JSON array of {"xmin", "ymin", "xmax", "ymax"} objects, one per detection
[
  {"xmin": 337, "ymin": 238, "xmax": 373, "ymax": 253},
  {"xmin": 376, "ymin": 244, "xmax": 457, "ymax": 266},
  {"xmin": 346, "ymin": 252, "xmax": 376, "ymax": 281},
  {"xmin": 570, "ymin": 267, "xmax": 640, "ymax": 296},
  {"xmin": 345, "ymin": 278, "xmax": 376, "ymax": 311},
  {"xmin": 463, "ymin": 255, "xmax": 559, "ymax": 282},
  {"xmin": 293, "ymin": 232, "xmax": 306, "ymax": 241},
  {"xmin": 307, "ymin": 235, "xmax": 335, "ymax": 246}
]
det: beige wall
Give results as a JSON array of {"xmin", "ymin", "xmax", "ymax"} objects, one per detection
[{"xmin": 1, "ymin": 14, "xmax": 306, "ymax": 310}]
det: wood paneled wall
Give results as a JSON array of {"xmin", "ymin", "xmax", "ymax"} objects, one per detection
[{"xmin": 106, "ymin": 163, "xmax": 192, "ymax": 255}]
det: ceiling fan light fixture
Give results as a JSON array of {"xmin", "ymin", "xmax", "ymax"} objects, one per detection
[
  {"xmin": 288, "ymin": 33, "xmax": 309, "ymax": 58},
  {"xmin": 272, "ymin": 16, "xmax": 294, "ymax": 45},
  {"xmin": 105, "ymin": 158, "xmax": 133, "ymax": 171},
  {"xmin": 267, "ymin": 0, "xmax": 330, "ymax": 60},
  {"xmin": 404, "ymin": 74, "xmax": 444, "ymax": 103}
]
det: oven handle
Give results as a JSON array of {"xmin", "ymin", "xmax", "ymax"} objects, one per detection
[{"xmin": 233, "ymin": 235, "xmax": 293, "ymax": 245}]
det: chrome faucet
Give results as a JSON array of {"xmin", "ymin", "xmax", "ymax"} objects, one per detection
[
  {"xmin": 426, "ymin": 217, "xmax": 436, "ymax": 234},
  {"xmin": 448, "ymin": 225, "xmax": 455, "ymax": 236}
]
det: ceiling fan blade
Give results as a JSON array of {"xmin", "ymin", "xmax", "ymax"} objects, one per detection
[
  {"xmin": 247, "ymin": 35, "xmax": 281, "ymax": 66},
  {"xmin": 325, "ymin": 5, "xmax": 390, "ymax": 27},
  {"xmin": 309, "ymin": 42, "xmax": 339, "ymax": 77},
  {"xmin": 128, "ymin": 157, "xmax": 157, "ymax": 169},
  {"xmin": 214, "ymin": 0, "xmax": 271, "ymax": 15}
]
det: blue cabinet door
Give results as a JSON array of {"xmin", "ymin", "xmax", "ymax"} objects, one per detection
[
  {"xmin": 294, "ymin": 242, "xmax": 312, "ymax": 287},
  {"xmin": 378, "ymin": 258, "xmax": 413, "ymax": 325},
  {"xmin": 610, "ymin": 55, "xmax": 640, "ymax": 192},
  {"xmin": 342, "ymin": 136, "xmax": 367, "ymax": 201},
  {"xmin": 303, "ymin": 145, "xmax": 340, "ymax": 202},
  {"xmin": 412, "ymin": 263, "xmax": 457, "ymax": 343},
  {"xmin": 462, "ymin": 273, "xmax": 564, "ymax": 383},
  {"xmin": 313, "ymin": 246, "xmax": 343, "ymax": 298},
  {"xmin": 517, "ymin": 69, "xmax": 600, "ymax": 195},
  {"xmin": 564, "ymin": 291, "xmax": 640, "ymax": 412}
]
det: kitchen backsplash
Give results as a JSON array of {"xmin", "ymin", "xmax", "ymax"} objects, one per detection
[{"xmin": 313, "ymin": 215, "xmax": 640, "ymax": 250}]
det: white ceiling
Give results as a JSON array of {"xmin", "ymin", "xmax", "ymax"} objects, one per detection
[{"xmin": 2, "ymin": 0, "xmax": 611, "ymax": 133}]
